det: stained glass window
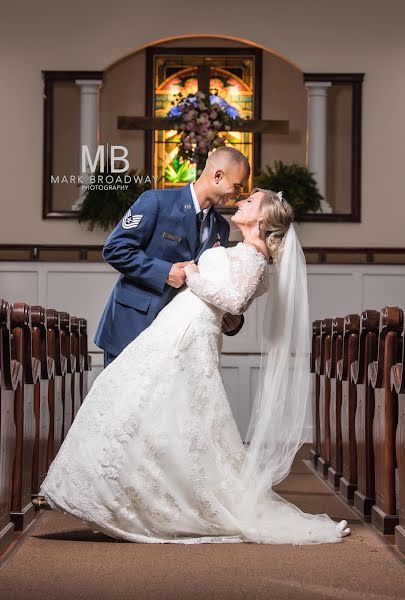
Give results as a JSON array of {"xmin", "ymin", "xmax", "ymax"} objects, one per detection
[{"xmin": 147, "ymin": 49, "xmax": 259, "ymax": 191}]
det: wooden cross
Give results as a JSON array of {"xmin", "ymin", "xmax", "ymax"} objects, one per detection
[
  {"xmin": 118, "ymin": 114, "xmax": 289, "ymax": 135},
  {"xmin": 117, "ymin": 64, "xmax": 289, "ymax": 174}
]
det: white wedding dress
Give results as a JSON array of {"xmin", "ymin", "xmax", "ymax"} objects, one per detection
[{"xmin": 40, "ymin": 243, "xmax": 343, "ymax": 545}]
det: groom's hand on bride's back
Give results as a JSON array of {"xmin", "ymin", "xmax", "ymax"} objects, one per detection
[
  {"xmin": 222, "ymin": 313, "xmax": 243, "ymax": 334},
  {"xmin": 166, "ymin": 261, "xmax": 192, "ymax": 288}
]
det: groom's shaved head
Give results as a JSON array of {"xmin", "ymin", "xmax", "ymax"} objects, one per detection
[
  {"xmin": 194, "ymin": 146, "xmax": 250, "ymax": 207},
  {"xmin": 206, "ymin": 147, "xmax": 250, "ymax": 179}
]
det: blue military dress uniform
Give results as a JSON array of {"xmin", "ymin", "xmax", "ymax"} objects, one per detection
[{"xmin": 94, "ymin": 183, "xmax": 244, "ymax": 363}]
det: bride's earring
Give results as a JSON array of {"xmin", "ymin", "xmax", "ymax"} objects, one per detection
[{"xmin": 255, "ymin": 221, "xmax": 261, "ymax": 237}]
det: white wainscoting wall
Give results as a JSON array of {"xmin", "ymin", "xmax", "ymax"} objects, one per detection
[{"xmin": 1, "ymin": 261, "xmax": 405, "ymax": 442}]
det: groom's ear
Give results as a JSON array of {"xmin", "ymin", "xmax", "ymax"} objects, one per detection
[{"xmin": 214, "ymin": 169, "xmax": 224, "ymax": 184}]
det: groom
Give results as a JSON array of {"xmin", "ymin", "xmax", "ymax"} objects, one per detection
[{"xmin": 94, "ymin": 146, "xmax": 250, "ymax": 367}]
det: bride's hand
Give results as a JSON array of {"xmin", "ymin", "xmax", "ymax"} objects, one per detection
[{"xmin": 184, "ymin": 260, "xmax": 199, "ymax": 276}]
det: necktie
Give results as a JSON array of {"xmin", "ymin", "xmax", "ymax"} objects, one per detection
[{"xmin": 196, "ymin": 211, "xmax": 204, "ymax": 252}]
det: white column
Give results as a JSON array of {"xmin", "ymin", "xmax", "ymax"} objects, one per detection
[
  {"xmin": 305, "ymin": 81, "xmax": 332, "ymax": 213},
  {"xmin": 72, "ymin": 79, "xmax": 103, "ymax": 211}
]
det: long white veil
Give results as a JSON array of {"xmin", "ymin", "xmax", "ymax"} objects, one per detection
[
  {"xmin": 238, "ymin": 221, "xmax": 311, "ymax": 508},
  {"xmin": 232, "ymin": 221, "xmax": 344, "ymax": 544}
]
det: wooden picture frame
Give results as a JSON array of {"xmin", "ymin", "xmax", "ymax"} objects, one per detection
[
  {"xmin": 42, "ymin": 70, "xmax": 103, "ymax": 219},
  {"xmin": 300, "ymin": 73, "xmax": 364, "ymax": 222}
]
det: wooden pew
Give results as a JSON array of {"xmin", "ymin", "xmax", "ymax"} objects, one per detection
[
  {"xmin": 31, "ymin": 306, "xmax": 54, "ymax": 499},
  {"xmin": 369, "ymin": 306, "xmax": 402, "ymax": 534},
  {"xmin": 327, "ymin": 317, "xmax": 344, "ymax": 487},
  {"xmin": 337, "ymin": 314, "xmax": 360, "ymax": 503},
  {"xmin": 46, "ymin": 309, "xmax": 65, "ymax": 467},
  {"xmin": 0, "ymin": 301, "xmax": 22, "ymax": 550},
  {"xmin": 59, "ymin": 312, "xmax": 76, "ymax": 440},
  {"xmin": 317, "ymin": 318, "xmax": 333, "ymax": 477},
  {"xmin": 10, "ymin": 303, "xmax": 41, "ymax": 531},
  {"xmin": 351, "ymin": 310, "xmax": 379, "ymax": 519},
  {"xmin": 70, "ymin": 317, "xmax": 82, "ymax": 418},
  {"xmin": 79, "ymin": 318, "xmax": 91, "ymax": 402},
  {"xmin": 310, "ymin": 320, "xmax": 321, "ymax": 468},
  {"xmin": 392, "ymin": 322, "xmax": 405, "ymax": 553}
]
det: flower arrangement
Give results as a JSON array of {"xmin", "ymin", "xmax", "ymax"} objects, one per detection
[{"xmin": 169, "ymin": 91, "xmax": 244, "ymax": 174}]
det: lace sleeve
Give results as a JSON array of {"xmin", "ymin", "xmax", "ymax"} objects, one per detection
[{"xmin": 184, "ymin": 246, "xmax": 267, "ymax": 315}]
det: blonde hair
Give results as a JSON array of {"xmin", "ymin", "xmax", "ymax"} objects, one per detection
[{"xmin": 253, "ymin": 187, "xmax": 295, "ymax": 262}]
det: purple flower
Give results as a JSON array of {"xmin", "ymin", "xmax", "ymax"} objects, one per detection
[{"xmin": 197, "ymin": 113, "xmax": 209, "ymax": 124}]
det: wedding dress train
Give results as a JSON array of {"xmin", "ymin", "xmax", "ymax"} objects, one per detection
[{"xmin": 40, "ymin": 243, "xmax": 344, "ymax": 545}]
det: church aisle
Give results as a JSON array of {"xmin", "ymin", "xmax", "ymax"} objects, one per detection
[{"xmin": 1, "ymin": 452, "xmax": 404, "ymax": 600}]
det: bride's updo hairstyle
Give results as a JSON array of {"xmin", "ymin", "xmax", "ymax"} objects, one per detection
[{"xmin": 254, "ymin": 187, "xmax": 295, "ymax": 262}]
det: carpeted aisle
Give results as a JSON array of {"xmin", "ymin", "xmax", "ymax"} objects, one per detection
[{"xmin": 1, "ymin": 451, "xmax": 404, "ymax": 600}]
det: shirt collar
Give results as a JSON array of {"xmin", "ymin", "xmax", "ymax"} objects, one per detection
[{"xmin": 190, "ymin": 182, "xmax": 209, "ymax": 216}]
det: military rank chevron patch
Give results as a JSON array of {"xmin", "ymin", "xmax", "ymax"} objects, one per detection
[{"xmin": 122, "ymin": 210, "xmax": 143, "ymax": 229}]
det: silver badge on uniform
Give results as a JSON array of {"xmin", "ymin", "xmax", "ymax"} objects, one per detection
[
  {"xmin": 184, "ymin": 203, "xmax": 192, "ymax": 210},
  {"xmin": 122, "ymin": 209, "xmax": 143, "ymax": 229}
]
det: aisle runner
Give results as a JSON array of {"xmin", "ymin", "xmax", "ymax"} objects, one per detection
[{"xmin": 1, "ymin": 455, "xmax": 404, "ymax": 600}]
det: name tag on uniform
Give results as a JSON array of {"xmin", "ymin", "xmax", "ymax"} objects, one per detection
[{"xmin": 162, "ymin": 232, "xmax": 182, "ymax": 243}]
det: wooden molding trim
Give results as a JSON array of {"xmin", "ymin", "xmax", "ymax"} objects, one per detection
[{"xmin": 1, "ymin": 245, "xmax": 405, "ymax": 265}]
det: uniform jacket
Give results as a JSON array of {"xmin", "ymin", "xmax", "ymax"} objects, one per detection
[{"xmin": 94, "ymin": 184, "xmax": 244, "ymax": 357}]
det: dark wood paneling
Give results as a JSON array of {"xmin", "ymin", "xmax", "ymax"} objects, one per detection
[{"xmin": 2, "ymin": 245, "xmax": 405, "ymax": 264}]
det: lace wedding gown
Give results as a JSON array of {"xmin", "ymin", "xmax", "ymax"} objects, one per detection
[{"xmin": 40, "ymin": 243, "xmax": 343, "ymax": 545}]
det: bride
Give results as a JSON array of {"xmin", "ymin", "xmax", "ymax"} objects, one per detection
[{"xmin": 38, "ymin": 188, "xmax": 350, "ymax": 544}]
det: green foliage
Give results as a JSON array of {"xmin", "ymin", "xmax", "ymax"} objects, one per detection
[
  {"xmin": 78, "ymin": 167, "xmax": 150, "ymax": 231},
  {"xmin": 253, "ymin": 161, "xmax": 323, "ymax": 221},
  {"xmin": 165, "ymin": 157, "xmax": 195, "ymax": 183}
]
